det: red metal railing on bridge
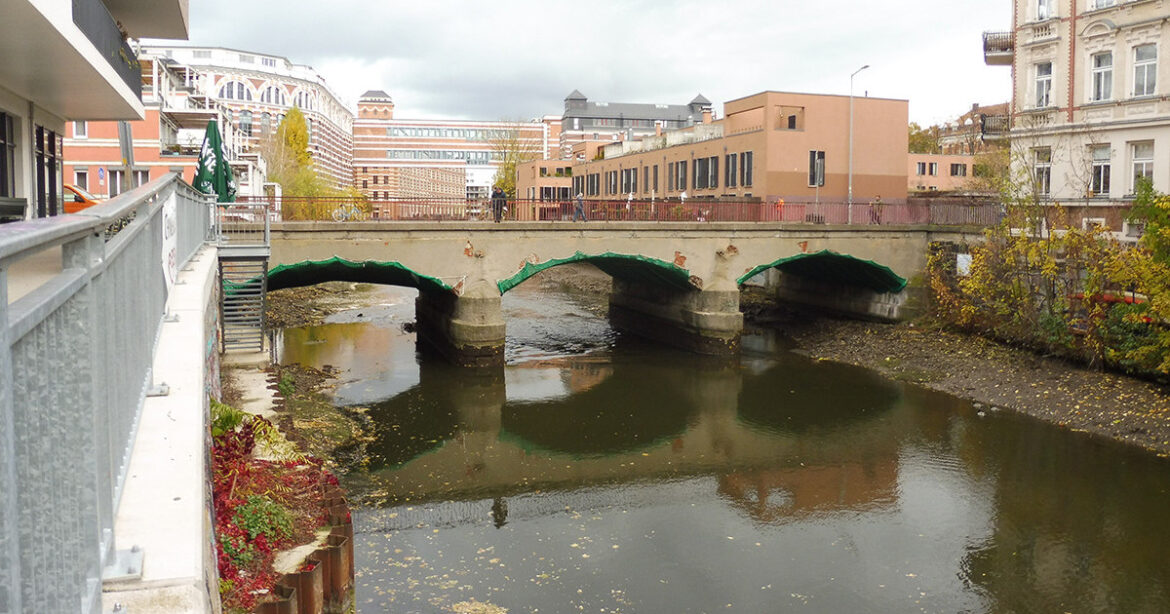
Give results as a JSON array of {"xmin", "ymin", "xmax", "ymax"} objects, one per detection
[{"xmin": 235, "ymin": 196, "xmax": 1004, "ymax": 227}]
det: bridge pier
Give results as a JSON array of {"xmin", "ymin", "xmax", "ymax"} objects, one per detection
[
  {"xmin": 415, "ymin": 291, "xmax": 506, "ymax": 367},
  {"xmin": 609, "ymin": 279, "xmax": 743, "ymax": 355}
]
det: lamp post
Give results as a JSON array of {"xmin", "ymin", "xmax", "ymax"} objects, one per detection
[{"xmin": 848, "ymin": 64, "xmax": 869, "ymax": 224}]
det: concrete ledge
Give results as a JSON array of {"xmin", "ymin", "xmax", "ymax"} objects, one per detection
[{"xmin": 102, "ymin": 246, "xmax": 219, "ymax": 614}]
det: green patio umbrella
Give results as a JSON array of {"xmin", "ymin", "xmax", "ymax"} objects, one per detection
[{"xmin": 192, "ymin": 119, "xmax": 237, "ymax": 202}]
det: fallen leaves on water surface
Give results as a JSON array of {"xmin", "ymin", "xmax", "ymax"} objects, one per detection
[{"xmin": 450, "ymin": 599, "xmax": 508, "ymax": 613}]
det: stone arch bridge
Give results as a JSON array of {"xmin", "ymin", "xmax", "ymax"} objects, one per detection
[{"xmin": 265, "ymin": 221, "xmax": 974, "ymax": 366}]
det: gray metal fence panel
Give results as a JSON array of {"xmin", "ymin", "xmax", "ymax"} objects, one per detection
[{"xmin": 0, "ymin": 174, "xmax": 211, "ymax": 614}]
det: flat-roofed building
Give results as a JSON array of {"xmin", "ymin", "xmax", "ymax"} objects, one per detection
[
  {"xmin": 142, "ymin": 45, "xmax": 354, "ymax": 189},
  {"xmin": 353, "ymin": 90, "xmax": 555, "ymax": 200},
  {"xmin": 909, "ymin": 153, "xmax": 977, "ymax": 193},
  {"xmin": 571, "ymin": 91, "xmax": 908, "ymax": 204}
]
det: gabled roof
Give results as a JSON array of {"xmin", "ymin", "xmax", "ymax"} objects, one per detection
[
  {"xmin": 690, "ymin": 94, "xmax": 711, "ymax": 105},
  {"xmin": 565, "ymin": 89, "xmax": 587, "ymax": 101}
]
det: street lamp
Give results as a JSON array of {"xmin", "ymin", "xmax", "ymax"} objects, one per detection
[{"xmin": 848, "ymin": 64, "xmax": 870, "ymax": 224}]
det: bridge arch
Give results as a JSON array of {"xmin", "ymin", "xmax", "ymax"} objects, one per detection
[
  {"xmin": 266, "ymin": 256, "xmax": 454, "ymax": 294},
  {"xmin": 737, "ymin": 250, "xmax": 907, "ymax": 294},
  {"xmin": 497, "ymin": 251, "xmax": 694, "ymax": 295}
]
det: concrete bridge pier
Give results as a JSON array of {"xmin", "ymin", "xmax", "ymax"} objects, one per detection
[
  {"xmin": 415, "ymin": 287, "xmax": 507, "ymax": 367},
  {"xmin": 609, "ymin": 279, "xmax": 744, "ymax": 355}
]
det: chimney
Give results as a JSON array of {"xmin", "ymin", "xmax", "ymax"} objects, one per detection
[
  {"xmin": 702, "ymin": 109, "xmax": 712, "ymax": 124},
  {"xmin": 655, "ymin": 120, "xmax": 662, "ymax": 136}
]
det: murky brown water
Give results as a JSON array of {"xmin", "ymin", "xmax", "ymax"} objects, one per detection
[{"xmin": 278, "ymin": 284, "xmax": 1170, "ymax": 614}]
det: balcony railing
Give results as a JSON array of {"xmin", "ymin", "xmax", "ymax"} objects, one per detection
[
  {"xmin": 981, "ymin": 114, "xmax": 1011, "ymax": 137},
  {"xmin": 71, "ymin": 0, "xmax": 142, "ymax": 97},
  {"xmin": 0, "ymin": 174, "xmax": 212, "ymax": 613},
  {"xmin": 983, "ymin": 31, "xmax": 1014, "ymax": 66}
]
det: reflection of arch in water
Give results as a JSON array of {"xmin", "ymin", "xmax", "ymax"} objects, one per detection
[
  {"xmin": 736, "ymin": 356, "xmax": 901, "ymax": 435},
  {"xmin": 345, "ymin": 383, "xmax": 461, "ymax": 471},
  {"xmin": 499, "ymin": 362, "xmax": 702, "ymax": 459}
]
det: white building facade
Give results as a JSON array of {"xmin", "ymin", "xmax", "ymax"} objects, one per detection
[
  {"xmin": 143, "ymin": 45, "xmax": 355, "ymax": 188},
  {"xmin": 987, "ymin": 0, "xmax": 1170, "ymax": 216}
]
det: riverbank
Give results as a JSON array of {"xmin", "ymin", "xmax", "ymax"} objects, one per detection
[{"xmin": 743, "ymin": 288, "xmax": 1170, "ymax": 458}]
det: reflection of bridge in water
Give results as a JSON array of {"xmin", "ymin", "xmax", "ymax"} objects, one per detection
[{"xmin": 342, "ymin": 352, "xmax": 914, "ymax": 522}]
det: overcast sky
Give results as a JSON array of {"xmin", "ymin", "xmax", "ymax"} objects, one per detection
[{"xmin": 158, "ymin": 0, "xmax": 1011, "ymax": 126}]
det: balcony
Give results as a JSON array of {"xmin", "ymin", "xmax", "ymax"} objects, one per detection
[
  {"xmin": 981, "ymin": 114, "xmax": 1011, "ymax": 139},
  {"xmin": 983, "ymin": 31, "xmax": 1014, "ymax": 66}
]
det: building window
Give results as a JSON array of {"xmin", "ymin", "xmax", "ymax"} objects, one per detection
[
  {"xmin": 1036, "ymin": 0, "xmax": 1053, "ymax": 20},
  {"xmin": 73, "ymin": 121, "xmax": 88, "ymax": 138},
  {"xmin": 1132, "ymin": 141, "xmax": 1154, "ymax": 192},
  {"xmin": 1134, "ymin": 44, "xmax": 1157, "ymax": 97},
  {"xmin": 950, "ymin": 163, "xmax": 967, "ymax": 177},
  {"xmin": 1091, "ymin": 52, "xmax": 1113, "ymax": 101},
  {"xmin": 653, "ymin": 165, "xmax": 659, "ymax": 192},
  {"xmin": 362, "ymin": 179, "xmax": 368, "ymax": 189},
  {"xmin": 726, "ymin": 153, "xmax": 738, "ymax": 188},
  {"xmin": 239, "ymin": 54, "xmax": 254, "ymax": 63},
  {"xmin": 108, "ymin": 169, "xmax": 124, "ymax": 198},
  {"xmin": 262, "ymin": 57, "xmax": 277, "ymax": 68},
  {"xmin": 929, "ymin": 162, "xmax": 939, "ymax": 176},
  {"xmin": 709, "ymin": 156, "xmax": 719, "ymax": 189},
  {"xmin": 34, "ymin": 126, "xmax": 61, "ymax": 217},
  {"xmin": 643, "ymin": 166, "xmax": 649, "ymax": 193},
  {"xmin": 741, "ymin": 151, "xmax": 753, "ymax": 187},
  {"xmin": 1036, "ymin": 62, "xmax": 1053, "ymax": 108},
  {"xmin": 916, "ymin": 161, "xmax": 927, "ymax": 176},
  {"xmin": 0, "ymin": 113, "xmax": 15, "ymax": 198},
  {"xmin": 74, "ymin": 170, "xmax": 88, "ymax": 191},
  {"xmin": 1091, "ymin": 145, "xmax": 1111, "ymax": 196},
  {"xmin": 1034, "ymin": 148, "xmax": 1051, "ymax": 196},
  {"xmin": 193, "ymin": 50, "xmax": 211, "ymax": 59},
  {"xmin": 238, "ymin": 110, "xmax": 252, "ymax": 137},
  {"xmin": 218, "ymin": 81, "xmax": 252, "ymax": 101},
  {"xmin": 678, "ymin": 160, "xmax": 688, "ymax": 190},
  {"xmin": 261, "ymin": 86, "xmax": 286, "ymax": 106},
  {"xmin": 133, "ymin": 170, "xmax": 149, "ymax": 187},
  {"xmin": 808, "ymin": 151, "xmax": 826, "ymax": 186},
  {"xmin": 1091, "ymin": 0, "xmax": 1116, "ymax": 8}
]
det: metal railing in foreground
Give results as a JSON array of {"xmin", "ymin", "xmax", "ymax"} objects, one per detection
[
  {"xmin": 238, "ymin": 195, "xmax": 1005, "ymax": 226},
  {"xmin": 0, "ymin": 174, "xmax": 213, "ymax": 614}
]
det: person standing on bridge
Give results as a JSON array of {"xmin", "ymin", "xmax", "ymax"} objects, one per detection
[
  {"xmin": 573, "ymin": 192, "xmax": 587, "ymax": 222},
  {"xmin": 491, "ymin": 186, "xmax": 506, "ymax": 223}
]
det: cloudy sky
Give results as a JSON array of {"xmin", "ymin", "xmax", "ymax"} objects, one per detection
[{"xmin": 156, "ymin": 0, "xmax": 1011, "ymax": 126}]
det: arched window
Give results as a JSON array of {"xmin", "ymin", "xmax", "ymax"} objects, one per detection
[
  {"xmin": 217, "ymin": 81, "xmax": 252, "ymax": 101},
  {"xmin": 261, "ymin": 85, "xmax": 286, "ymax": 106}
]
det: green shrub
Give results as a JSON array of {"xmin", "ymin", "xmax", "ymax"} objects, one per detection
[{"xmin": 234, "ymin": 495, "xmax": 293, "ymax": 542}]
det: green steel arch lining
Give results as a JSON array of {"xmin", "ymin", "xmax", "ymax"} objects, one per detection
[
  {"xmin": 737, "ymin": 250, "xmax": 908, "ymax": 294},
  {"xmin": 497, "ymin": 251, "xmax": 693, "ymax": 294},
  {"xmin": 267, "ymin": 256, "xmax": 454, "ymax": 293}
]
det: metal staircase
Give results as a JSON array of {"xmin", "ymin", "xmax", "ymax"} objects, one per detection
[{"xmin": 216, "ymin": 203, "xmax": 271, "ymax": 352}]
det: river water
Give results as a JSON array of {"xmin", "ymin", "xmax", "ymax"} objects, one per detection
[{"xmin": 277, "ymin": 283, "xmax": 1170, "ymax": 614}]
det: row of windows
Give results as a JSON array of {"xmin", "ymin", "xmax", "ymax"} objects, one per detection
[
  {"xmin": 217, "ymin": 80, "xmax": 320, "ymax": 110},
  {"xmin": 572, "ymin": 151, "xmax": 754, "ymax": 197},
  {"xmin": 1032, "ymin": 0, "xmax": 1141, "ymax": 21},
  {"xmin": 914, "ymin": 161, "xmax": 968, "ymax": 177},
  {"xmin": 568, "ymin": 117, "xmax": 688, "ymax": 131},
  {"xmin": 1033, "ymin": 43, "xmax": 1157, "ymax": 108},
  {"xmin": 1030, "ymin": 141, "xmax": 1154, "ymax": 197},
  {"xmin": 385, "ymin": 149, "xmax": 497, "ymax": 162},
  {"xmin": 386, "ymin": 127, "xmax": 538, "ymax": 141}
]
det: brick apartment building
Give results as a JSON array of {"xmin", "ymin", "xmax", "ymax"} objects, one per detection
[{"xmin": 352, "ymin": 90, "xmax": 556, "ymax": 201}]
